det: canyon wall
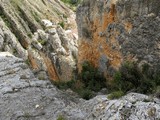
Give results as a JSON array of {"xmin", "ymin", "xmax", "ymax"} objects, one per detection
[
  {"xmin": 77, "ymin": 0, "xmax": 160, "ymax": 78},
  {"xmin": 0, "ymin": 1, "xmax": 160, "ymax": 119}
]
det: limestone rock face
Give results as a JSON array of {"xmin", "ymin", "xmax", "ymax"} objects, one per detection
[
  {"xmin": 0, "ymin": 52, "xmax": 84, "ymax": 120},
  {"xmin": 0, "ymin": 18, "xmax": 28, "ymax": 60},
  {"xmin": 76, "ymin": 0, "xmax": 160, "ymax": 77},
  {"xmin": 0, "ymin": 0, "xmax": 78, "ymax": 81},
  {"xmin": 30, "ymin": 22, "xmax": 78, "ymax": 82},
  {"xmin": 0, "ymin": 52, "xmax": 159, "ymax": 120}
]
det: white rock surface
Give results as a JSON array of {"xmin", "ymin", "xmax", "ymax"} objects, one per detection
[{"xmin": 42, "ymin": 19, "xmax": 53, "ymax": 28}]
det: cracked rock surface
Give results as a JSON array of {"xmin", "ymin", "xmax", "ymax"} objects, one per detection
[
  {"xmin": 0, "ymin": 52, "xmax": 85, "ymax": 120},
  {"xmin": 0, "ymin": 52, "xmax": 160, "ymax": 120}
]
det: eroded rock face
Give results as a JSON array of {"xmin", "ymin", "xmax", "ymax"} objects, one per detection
[
  {"xmin": 0, "ymin": 0, "xmax": 78, "ymax": 81},
  {"xmin": 0, "ymin": 53, "xmax": 159, "ymax": 119},
  {"xmin": 0, "ymin": 18, "xmax": 28, "ymax": 60},
  {"xmin": 29, "ymin": 22, "xmax": 78, "ymax": 81},
  {"xmin": 76, "ymin": 0, "xmax": 160, "ymax": 77}
]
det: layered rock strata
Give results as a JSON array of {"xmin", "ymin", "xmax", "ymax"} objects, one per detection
[{"xmin": 0, "ymin": 0, "xmax": 78, "ymax": 81}]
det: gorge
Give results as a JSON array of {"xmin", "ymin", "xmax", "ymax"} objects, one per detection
[{"xmin": 0, "ymin": 0, "xmax": 160, "ymax": 119}]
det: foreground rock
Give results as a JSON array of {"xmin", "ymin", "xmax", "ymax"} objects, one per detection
[
  {"xmin": 0, "ymin": 52, "xmax": 84, "ymax": 120},
  {"xmin": 82, "ymin": 94, "xmax": 160, "ymax": 120},
  {"xmin": 0, "ymin": 52, "xmax": 159, "ymax": 120}
]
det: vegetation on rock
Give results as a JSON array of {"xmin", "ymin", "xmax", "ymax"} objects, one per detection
[
  {"xmin": 55, "ymin": 61, "xmax": 160, "ymax": 100},
  {"xmin": 57, "ymin": 115, "xmax": 66, "ymax": 120},
  {"xmin": 112, "ymin": 62, "xmax": 160, "ymax": 95},
  {"xmin": 61, "ymin": 0, "xmax": 82, "ymax": 11},
  {"xmin": 54, "ymin": 61, "xmax": 106, "ymax": 100},
  {"xmin": 61, "ymin": 0, "xmax": 82, "ymax": 6},
  {"xmin": 107, "ymin": 91, "xmax": 124, "ymax": 100}
]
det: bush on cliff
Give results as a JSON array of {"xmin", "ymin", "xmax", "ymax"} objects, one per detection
[
  {"xmin": 112, "ymin": 62, "xmax": 160, "ymax": 94},
  {"xmin": 54, "ymin": 61, "xmax": 106, "ymax": 100},
  {"xmin": 54, "ymin": 61, "xmax": 160, "ymax": 100},
  {"xmin": 61, "ymin": 0, "xmax": 82, "ymax": 6},
  {"xmin": 80, "ymin": 61, "xmax": 106, "ymax": 92}
]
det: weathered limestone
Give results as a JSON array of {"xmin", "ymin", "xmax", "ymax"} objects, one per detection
[
  {"xmin": 81, "ymin": 93, "xmax": 160, "ymax": 120},
  {"xmin": 29, "ymin": 21, "xmax": 78, "ymax": 82},
  {"xmin": 0, "ymin": 0, "xmax": 78, "ymax": 81},
  {"xmin": 0, "ymin": 17, "xmax": 28, "ymax": 60},
  {"xmin": 0, "ymin": 52, "xmax": 84, "ymax": 120}
]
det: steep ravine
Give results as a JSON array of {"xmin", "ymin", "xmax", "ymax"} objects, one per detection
[{"xmin": 0, "ymin": 0, "xmax": 160, "ymax": 119}]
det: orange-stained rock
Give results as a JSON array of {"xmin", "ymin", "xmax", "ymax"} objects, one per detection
[
  {"xmin": 124, "ymin": 22, "xmax": 132, "ymax": 33},
  {"xmin": 41, "ymin": 52, "xmax": 59, "ymax": 81},
  {"xmin": 77, "ymin": 1, "xmax": 122, "ymax": 78},
  {"xmin": 28, "ymin": 51, "xmax": 39, "ymax": 70},
  {"xmin": 77, "ymin": 0, "xmax": 160, "ymax": 78}
]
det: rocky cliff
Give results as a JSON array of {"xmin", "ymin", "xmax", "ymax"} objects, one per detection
[
  {"xmin": 0, "ymin": 0, "xmax": 160, "ymax": 119},
  {"xmin": 77, "ymin": 0, "xmax": 160, "ymax": 78},
  {"xmin": 0, "ymin": 0, "xmax": 78, "ymax": 81}
]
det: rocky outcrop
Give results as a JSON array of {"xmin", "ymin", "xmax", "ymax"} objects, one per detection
[
  {"xmin": 0, "ymin": 0, "xmax": 78, "ymax": 81},
  {"xmin": 0, "ymin": 52, "xmax": 159, "ymax": 120},
  {"xmin": 29, "ymin": 21, "xmax": 78, "ymax": 81},
  {"xmin": 83, "ymin": 93, "xmax": 160, "ymax": 120},
  {"xmin": 76, "ymin": 0, "xmax": 160, "ymax": 77},
  {"xmin": 0, "ymin": 17, "xmax": 28, "ymax": 59},
  {"xmin": 0, "ymin": 52, "xmax": 84, "ymax": 120}
]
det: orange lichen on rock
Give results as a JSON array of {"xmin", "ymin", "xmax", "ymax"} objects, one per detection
[
  {"xmin": 78, "ymin": 40, "xmax": 101, "ymax": 71},
  {"xmin": 41, "ymin": 52, "xmax": 59, "ymax": 81},
  {"xmin": 124, "ymin": 22, "xmax": 132, "ymax": 33},
  {"xmin": 21, "ymin": 39, "xmax": 30, "ymax": 49},
  {"xmin": 78, "ymin": 3, "xmax": 122, "ymax": 75},
  {"xmin": 28, "ymin": 52, "xmax": 39, "ymax": 70}
]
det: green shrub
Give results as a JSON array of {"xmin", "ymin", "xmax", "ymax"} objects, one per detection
[
  {"xmin": 107, "ymin": 91, "xmax": 124, "ymax": 100},
  {"xmin": 0, "ymin": 13, "xmax": 12, "ymax": 28},
  {"xmin": 54, "ymin": 61, "xmax": 160, "ymax": 100},
  {"xmin": 57, "ymin": 115, "xmax": 65, "ymax": 120},
  {"xmin": 154, "ymin": 86, "xmax": 160, "ymax": 98},
  {"xmin": 58, "ymin": 22, "xmax": 65, "ymax": 29},
  {"xmin": 25, "ymin": 59, "xmax": 30, "ymax": 65},
  {"xmin": 54, "ymin": 80, "xmax": 94, "ymax": 100},
  {"xmin": 27, "ymin": 33, "xmax": 32, "ymax": 38},
  {"xmin": 82, "ymin": 27, "xmax": 92, "ymax": 39},
  {"xmin": 155, "ymin": 75, "xmax": 160, "ymax": 85},
  {"xmin": 61, "ymin": 0, "xmax": 82, "ymax": 6},
  {"xmin": 53, "ymin": 61, "xmax": 106, "ymax": 100},
  {"xmin": 80, "ymin": 61, "xmax": 106, "ymax": 92},
  {"xmin": 54, "ymin": 80, "xmax": 75, "ymax": 90},
  {"xmin": 113, "ymin": 62, "xmax": 160, "ymax": 94},
  {"xmin": 38, "ymin": 39, "xmax": 47, "ymax": 45},
  {"xmin": 77, "ymin": 88, "xmax": 93, "ymax": 100},
  {"xmin": 31, "ymin": 11, "xmax": 41, "ymax": 23}
]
